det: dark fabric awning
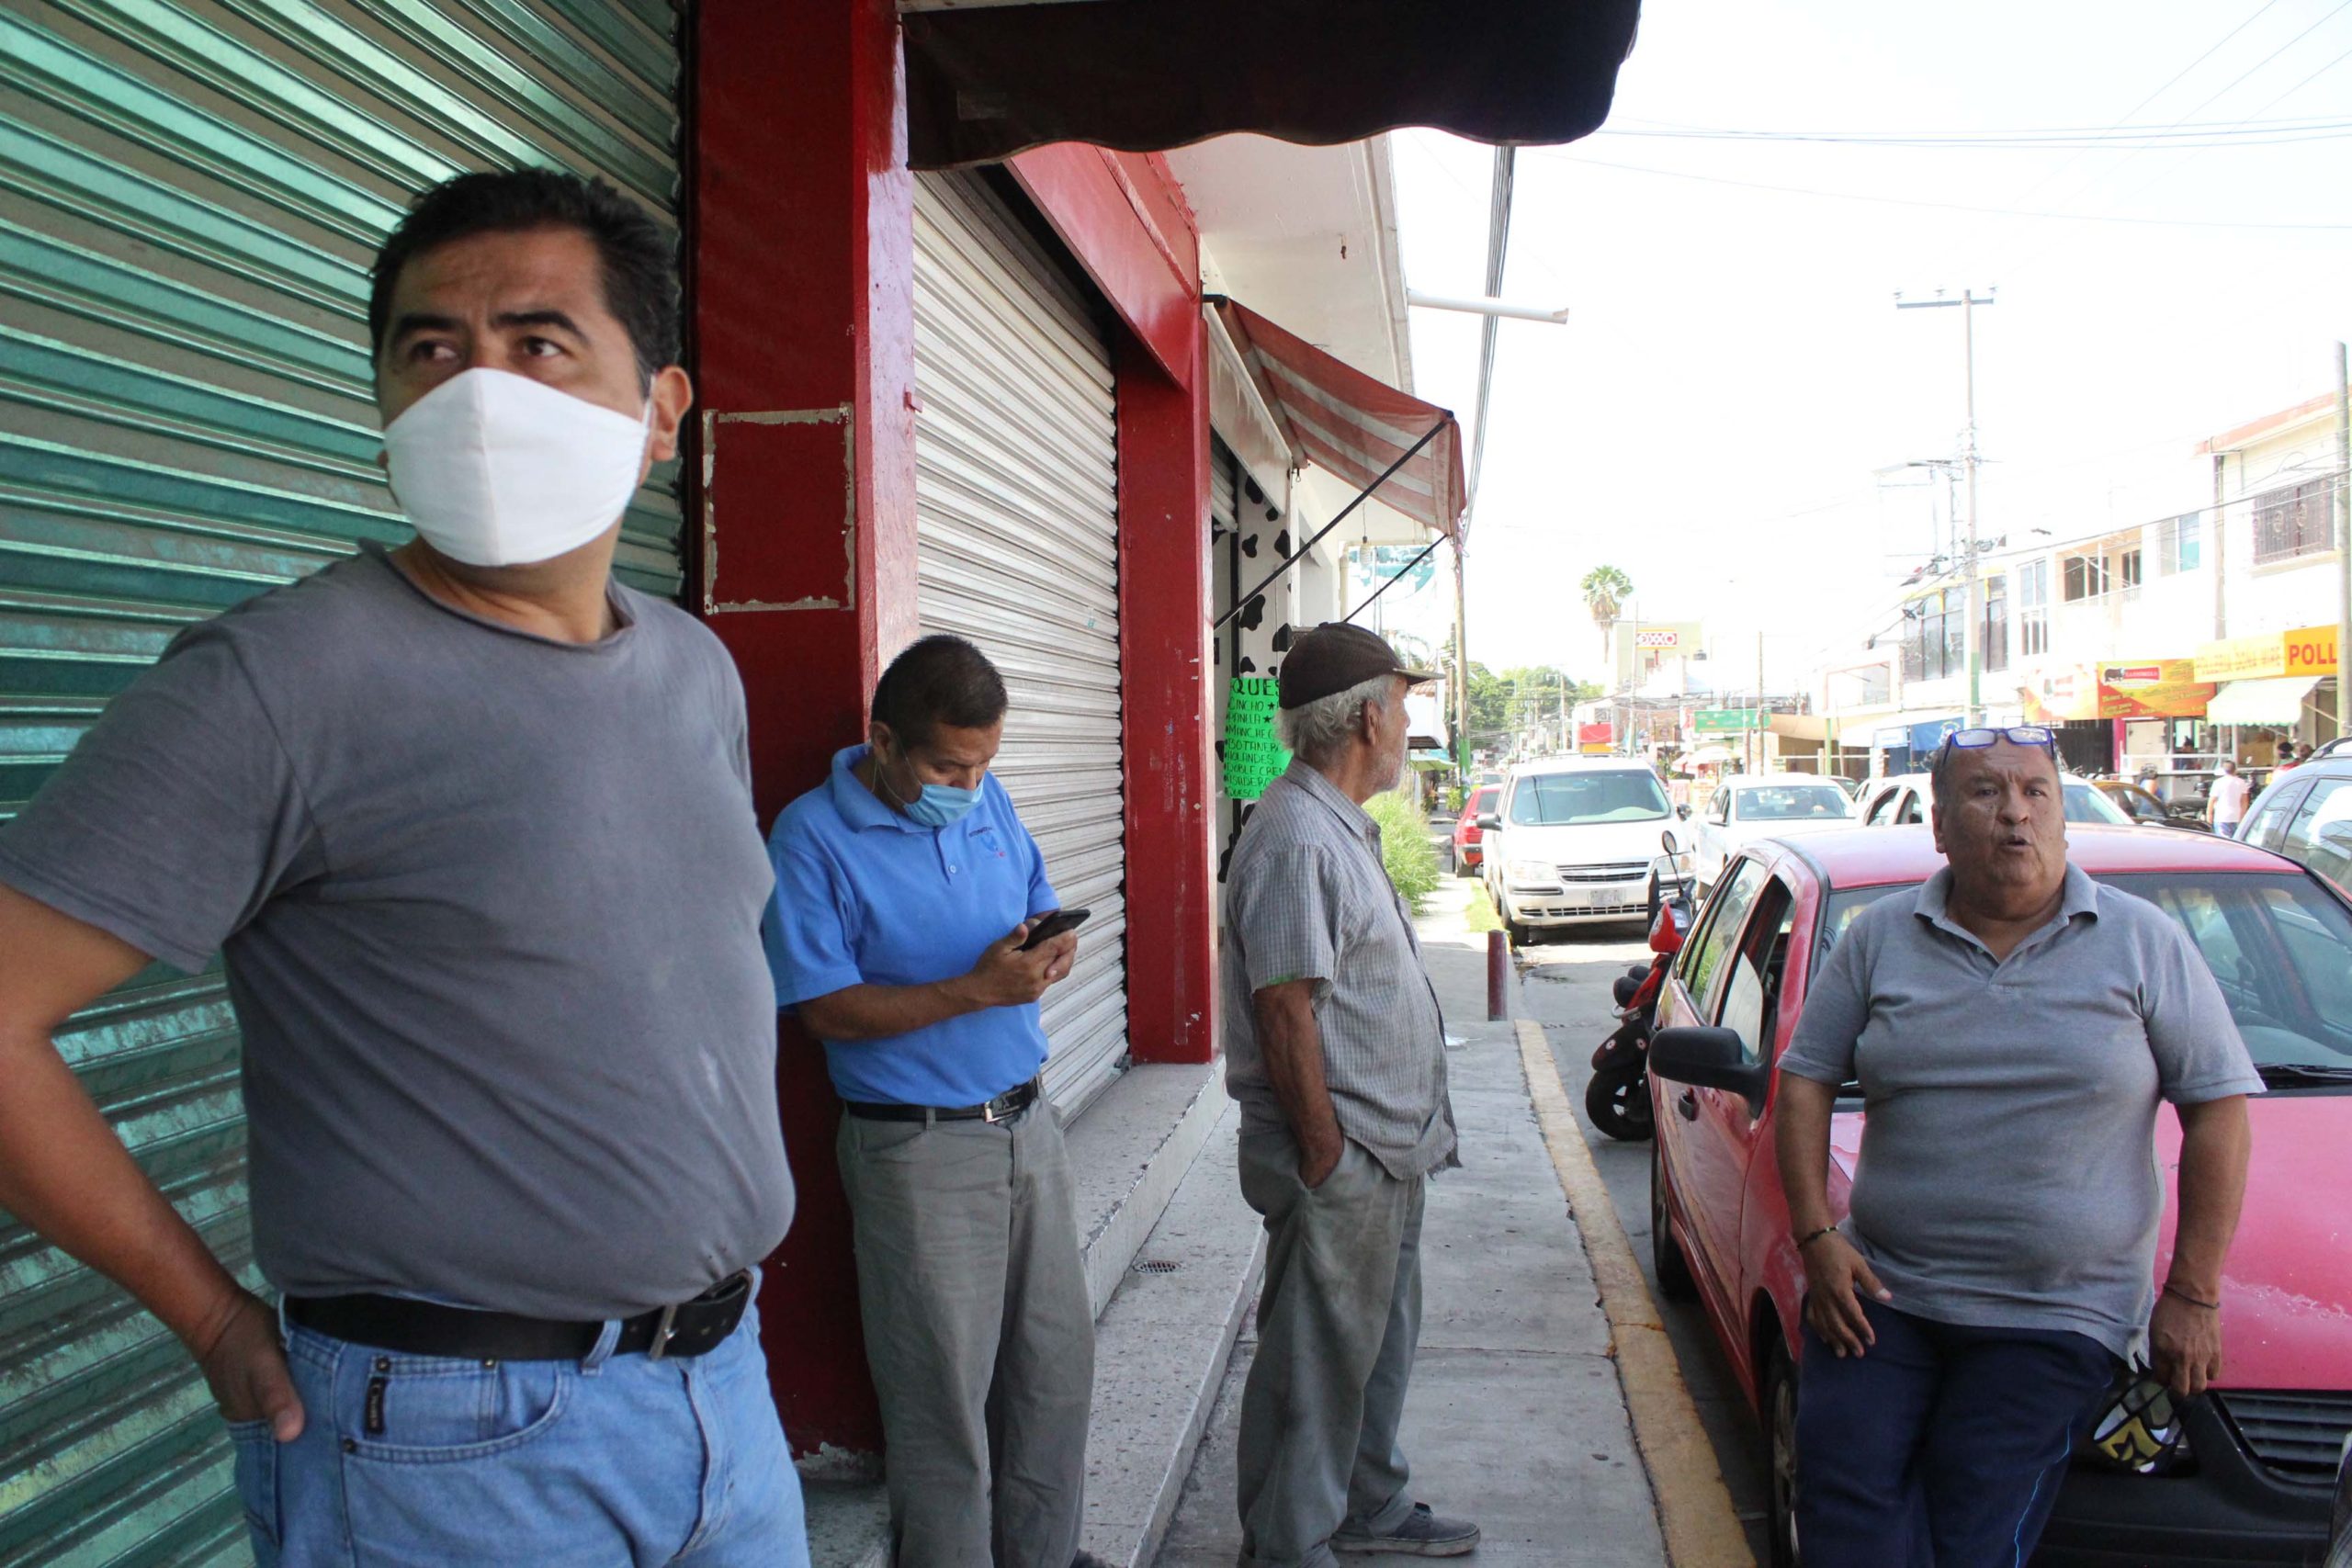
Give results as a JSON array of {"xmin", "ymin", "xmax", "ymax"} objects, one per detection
[
  {"xmin": 903, "ymin": 0, "xmax": 1644, "ymax": 170},
  {"xmin": 1212, "ymin": 298, "xmax": 1464, "ymax": 539}
]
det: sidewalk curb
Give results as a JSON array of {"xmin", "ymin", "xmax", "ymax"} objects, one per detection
[{"xmin": 1515, "ymin": 1021, "xmax": 1756, "ymax": 1568}]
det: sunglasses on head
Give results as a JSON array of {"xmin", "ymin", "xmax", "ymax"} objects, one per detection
[{"xmin": 1937, "ymin": 725, "xmax": 2057, "ymax": 755}]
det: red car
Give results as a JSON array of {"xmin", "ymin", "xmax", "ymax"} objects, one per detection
[
  {"xmin": 1645, "ymin": 824, "xmax": 2352, "ymax": 1566},
  {"xmin": 1453, "ymin": 784, "xmax": 1499, "ymax": 876}
]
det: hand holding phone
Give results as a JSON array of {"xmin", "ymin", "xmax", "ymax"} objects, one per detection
[{"xmin": 1018, "ymin": 908, "xmax": 1091, "ymax": 952}]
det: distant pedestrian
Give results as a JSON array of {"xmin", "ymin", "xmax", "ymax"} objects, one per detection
[
  {"xmin": 1221, "ymin": 623, "xmax": 1477, "ymax": 1564},
  {"xmin": 763, "ymin": 634, "xmax": 1101, "ymax": 1568},
  {"xmin": 2276, "ymin": 738, "xmax": 2300, "ymax": 773},
  {"xmin": 2207, "ymin": 760, "xmax": 2251, "ymax": 837},
  {"xmin": 1775, "ymin": 726, "xmax": 2259, "ymax": 1568}
]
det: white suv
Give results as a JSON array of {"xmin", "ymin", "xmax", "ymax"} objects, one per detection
[{"xmin": 1480, "ymin": 757, "xmax": 1686, "ymax": 944}]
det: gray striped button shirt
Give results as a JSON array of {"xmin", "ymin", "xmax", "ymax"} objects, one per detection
[{"xmin": 1221, "ymin": 761, "xmax": 1459, "ymax": 1178}]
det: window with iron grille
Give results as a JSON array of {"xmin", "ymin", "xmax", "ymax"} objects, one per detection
[
  {"xmin": 2252, "ymin": 479, "xmax": 2334, "ymax": 564},
  {"xmin": 2062, "ymin": 553, "xmax": 2110, "ymax": 602},
  {"xmin": 1982, "ymin": 576, "xmax": 2008, "ymax": 673},
  {"xmin": 2158, "ymin": 512, "xmax": 2201, "ymax": 574},
  {"xmin": 2018, "ymin": 560, "xmax": 2050, "ymax": 657},
  {"xmin": 1903, "ymin": 588, "xmax": 1965, "ymax": 682}
]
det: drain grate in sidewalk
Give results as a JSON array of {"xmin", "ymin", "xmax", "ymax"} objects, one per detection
[{"xmin": 1130, "ymin": 1258, "xmax": 1182, "ymax": 1275}]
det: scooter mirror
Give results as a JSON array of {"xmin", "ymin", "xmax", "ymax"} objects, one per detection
[{"xmin": 1659, "ymin": 829, "xmax": 1679, "ymax": 854}]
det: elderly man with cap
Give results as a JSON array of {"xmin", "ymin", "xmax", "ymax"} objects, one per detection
[{"xmin": 1220, "ymin": 623, "xmax": 1476, "ymax": 1565}]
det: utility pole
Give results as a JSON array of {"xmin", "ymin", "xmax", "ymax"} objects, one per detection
[
  {"xmin": 1452, "ymin": 541, "xmax": 1469, "ymax": 781},
  {"xmin": 2336, "ymin": 342, "xmax": 2349, "ymax": 743},
  {"xmin": 1897, "ymin": 289, "xmax": 1996, "ymax": 726},
  {"xmin": 1752, "ymin": 629, "xmax": 1765, "ymax": 774}
]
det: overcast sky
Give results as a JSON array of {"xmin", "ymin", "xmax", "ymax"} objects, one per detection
[{"xmin": 1384, "ymin": 0, "xmax": 2352, "ymax": 693}]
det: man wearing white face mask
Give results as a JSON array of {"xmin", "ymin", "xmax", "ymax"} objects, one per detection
[
  {"xmin": 0, "ymin": 171, "xmax": 808, "ymax": 1564},
  {"xmin": 763, "ymin": 634, "xmax": 1100, "ymax": 1568}
]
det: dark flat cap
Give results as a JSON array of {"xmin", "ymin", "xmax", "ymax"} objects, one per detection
[{"xmin": 1278, "ymin": 622, "xmax": 1439, "ymax": 710}]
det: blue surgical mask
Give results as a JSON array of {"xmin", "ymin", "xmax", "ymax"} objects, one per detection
[
  {"xmin": 906, "ymin": 781, "xmax": 981, "ymax": 829},
  {"xmin": 878, "ymin": 740, "xmax": 983, "ymax": 829}
]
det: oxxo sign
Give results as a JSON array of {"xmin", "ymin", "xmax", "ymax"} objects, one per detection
[
  {"xmin": 2193, "ymin": 625, "xmax": 2341, "ymax": 682},
  {"xmin": 1635, "ymin": 629, "xmax": 1679, "ymax": 649}
]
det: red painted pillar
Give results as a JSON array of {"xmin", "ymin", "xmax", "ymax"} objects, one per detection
[
  {"xmin": 1116, "ymin": 322, "xmax": 1216, "ymax": 1065},
  {"xmin": 693, "ymin": 0, "xmax": 915, "ymax": 1452}
]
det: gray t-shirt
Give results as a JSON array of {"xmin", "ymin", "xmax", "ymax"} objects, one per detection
[
  {"xmin": 0, "ymin": 547, "xmax": 793, "ymax": 1320},
  {"xmin": 1780, "ymin": 864, "xmax": 2261, "ymax": 1358},
  {"xmin": 1221, "ymin": 762, "xmax": 1458, "ymax": 1179}
]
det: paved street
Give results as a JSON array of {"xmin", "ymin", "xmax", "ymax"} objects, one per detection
[
  {"xmin": 1154, "ymin": 872, "xmax": 1675, "ymax": 1566},
  {"xmin": 1484, "ymin": 875, "xmax": 1777, "ymax": 1568}
]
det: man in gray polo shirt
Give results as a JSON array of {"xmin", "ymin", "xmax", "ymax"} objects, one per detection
[
  {"xmin": 1776, "ymin": 728, "xmax": 2258, "ymax": 1567},
  {"xmin": 0, "ymin": 172, "xmax": 804, "ymax": 1563},
  {"xmin": 1221, "ymin": 623, "xmax": 1475, "ymax": 1566}
]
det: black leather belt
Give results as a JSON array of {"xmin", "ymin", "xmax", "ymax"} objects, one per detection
[
  {"xmin": 285, "ymin": 1269, "xmax": 753, "ymax": 1362},
  {"xmin": 842, "ymin": 1077, "xmax": 1041, "ymax": 1124}
]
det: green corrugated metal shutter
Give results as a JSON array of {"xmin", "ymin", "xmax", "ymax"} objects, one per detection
[{"xmin": 0, "ymin": 3, "xmax": 684, "ymax": 1561}]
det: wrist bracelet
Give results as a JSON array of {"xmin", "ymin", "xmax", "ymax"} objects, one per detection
[
  {"xmin": 2162, "ymin": 1280, "xmax": 2222, "ymax": 1312},
  {"xmin": 1796, "ymin": 1225, "xmax": 1840, "ymax": 1250}
]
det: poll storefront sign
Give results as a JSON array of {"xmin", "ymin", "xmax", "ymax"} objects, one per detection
[
  {"xmin": 1694, "ymin": 707, "xmax": 1765, "ymax": 733},
  {"xmin": 2193, "ymin": 625, "xmax": 2339, "ymax": 682}
]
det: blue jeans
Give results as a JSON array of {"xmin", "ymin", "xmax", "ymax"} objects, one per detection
[
  {"xmin": 1796, "ymin": 1302, "xmax": 2118, "ymax": 1568},
  {"xmin": 232, "ymin": 1299, "xmax": 808, "ymax": 1567}
]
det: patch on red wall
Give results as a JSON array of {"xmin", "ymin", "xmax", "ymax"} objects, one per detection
[{"xmin": 702, "ymin": 407, "xmax": 856, "ymax": 614}]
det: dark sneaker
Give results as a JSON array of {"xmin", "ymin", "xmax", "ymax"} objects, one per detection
[{"xmin": 1330, "ymin": 1502, "xmax": 1481, "ymax": 1556}]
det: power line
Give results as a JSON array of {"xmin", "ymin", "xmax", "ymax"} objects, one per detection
[
  {"xmin": 1596, "ymin": 116, "xmax": 2352, "ymax": 149},
  {"xmin": 1965, "ymin": 0, "xmax": 2315, "ymax": 280},
  {"xmin": 2152, "ymin": 0, "xmax": 2352, "ymax": 130},
  {"xmin": 1526, "ymin": 148, "xmax": 2352, "ymax": 231}
]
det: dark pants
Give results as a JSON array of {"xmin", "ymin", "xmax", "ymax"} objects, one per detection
[{"xmin": 1797, "ymin": 1302, "xmax": 2118, "ymax": 1568}]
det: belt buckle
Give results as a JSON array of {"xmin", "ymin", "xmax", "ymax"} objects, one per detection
[
  {"xmin": 647, "ymin": 1299, "xmax": 682, "ymax": 1361},
  {"xmin": 983, "ymin": 1092, "xmax": 1007, "ymax": 1124}
]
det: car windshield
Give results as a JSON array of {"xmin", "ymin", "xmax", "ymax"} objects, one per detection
[
  {"xmin": 1469, "ymin": 787, "xmax": 1498, "ymax": 816},
  {"xmin": 2064, "ymin": 781, "xmax": 2132, "ymax": 826},
  {"xmin": 1509, "ymin": 770, "xmax": 1671, "ymax": 827},
  {"xmin": 1819, "ymin": 871, "xmax": 2352, "ymax": 1081},
  {"xmin": 1736, "ymin": 784, "xmax": 1851, "ymax": 821}
]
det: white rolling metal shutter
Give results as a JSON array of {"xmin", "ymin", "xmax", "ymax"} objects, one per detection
[{"xmin": 911, "ymin": 171, "xmax": 1127, "ymax": 1113}]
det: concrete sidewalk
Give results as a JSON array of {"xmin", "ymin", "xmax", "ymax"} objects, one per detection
[{"xmin": 1152, "ymin": 877, "xmax": 1675, "ymax": 1566}]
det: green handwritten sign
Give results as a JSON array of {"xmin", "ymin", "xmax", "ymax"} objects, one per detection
[{"xmin": 1223, "ymin": 677, "xmax": 1293, "ymax": 798}]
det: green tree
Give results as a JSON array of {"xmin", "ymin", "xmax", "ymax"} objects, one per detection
[{"xmin": 1580, "ymin": 565, "xmax": 1634, "ymax": 672}]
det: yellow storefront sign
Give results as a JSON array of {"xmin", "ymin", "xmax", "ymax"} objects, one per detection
[
  {"xmin": 2025, "ymin": 660, "xmax": 2216, "ymax": 722},
  {"xmin": 2192, "ymin": 625, "xmax": 2339, "ymax": 682}
]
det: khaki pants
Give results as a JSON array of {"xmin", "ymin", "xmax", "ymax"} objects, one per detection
[
  {"xmin": 838, "ymin": 1104, "xmax": 1094, "ymax": 1568},
  {"xmin": 1234, "ymin": 1129, "xmax": 1426, "ymax": 1568}
]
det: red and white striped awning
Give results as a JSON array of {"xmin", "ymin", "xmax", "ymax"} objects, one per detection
[{"xmin": 1210, "ymin": 298, "xmax": 1466, "ymax": 540}]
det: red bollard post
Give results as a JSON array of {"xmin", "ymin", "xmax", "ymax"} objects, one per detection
[{"xmin": 1487, "ymin": 930, "xmax": 1509, "ymax": 1021}]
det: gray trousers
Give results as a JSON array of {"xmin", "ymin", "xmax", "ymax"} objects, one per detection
[
  {"xmin": 838, "ymin": 1103, "xmax": 1094, "ymax": 1568},
  {"xmin": 1235, "ymin": 1129, "xmax": 1426, "ymax": 1568}
]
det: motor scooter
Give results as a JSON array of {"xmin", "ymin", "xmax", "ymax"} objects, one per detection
[{"xmin": 1585, "ymin": 831, "xmax": 1697, "ymax": 1141}]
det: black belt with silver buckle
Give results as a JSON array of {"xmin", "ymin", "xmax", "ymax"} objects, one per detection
[
  {"xmin": 842, "ymin": 1077, "xmax": 1041, "ymax": 1124},
  {"xmin": 284, "ymin": 1269, "xmax": 753, "ymax": 1362}
]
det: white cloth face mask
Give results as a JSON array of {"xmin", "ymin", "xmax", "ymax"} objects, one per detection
[{"xmin": 382, "ymin": 367, "xmax": 651, "ymax": 568}]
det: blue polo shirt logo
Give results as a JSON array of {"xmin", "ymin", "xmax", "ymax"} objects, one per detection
[{"xmin": 760, "ymin": 745, "xmax": 1061, "ymax": 1106}]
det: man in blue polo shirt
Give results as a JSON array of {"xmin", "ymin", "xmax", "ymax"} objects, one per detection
[{"xmin": 763, "ymin": 634, "xmax": 1096, "ymax": 1568}]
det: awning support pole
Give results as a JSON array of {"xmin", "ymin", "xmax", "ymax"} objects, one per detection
[
  {"xmin": 1342, "ymin": 534, "xmax": 1445, "ymax": 626},
  {"xmin": 1212, "ymin": 419, "xmax": 1446, "ymax": 632}
]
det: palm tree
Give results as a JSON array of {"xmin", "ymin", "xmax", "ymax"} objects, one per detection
[{"xmin": 1581, "ymin": 565, "xmax": 1634, "ymax": 671}]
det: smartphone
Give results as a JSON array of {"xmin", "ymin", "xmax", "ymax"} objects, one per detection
[{"xmin": 1019, "ymin": 908, "xmax": 1091, "ymax": 951}]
